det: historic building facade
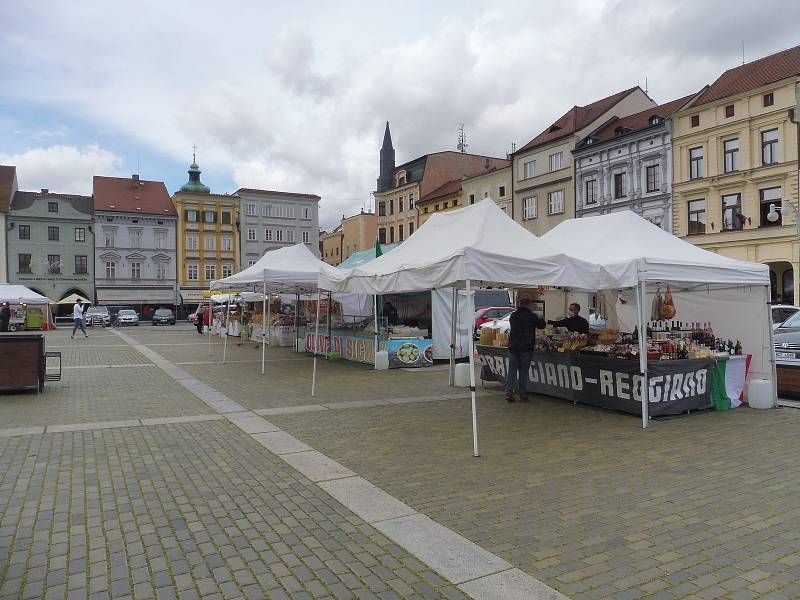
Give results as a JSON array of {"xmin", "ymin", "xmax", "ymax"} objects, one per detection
[
  {"xmin": 7, "ymin": 189, "xmax": 94, "ymax": 302},
  {"xmin": 0, "ymin": 165, "xmax": 18, "ymax": 283},
  {"xmin": 321, "ymin": 211, "xmax": 377, "ymax": 266},
  {"xmin": 238, "ymin": 188, "xmax": 321, "ymax": 269},
  {"xmin": 573, "ymin": 97, "xmax": 692, "ymax": 231},
  {"xmin": 512, "ymin": 87, "xmax": 656, "ymax": 235},
  {"xmin": 172, "ymin": 159, "xmax": 240, "ymax": 307},
  {"xmin": 671, "ymin": 46, "xmax": 800, "ymax": 304},
  {"xmin": 93, "ymin": 175, "xmax": 178, "ymax": 311}
]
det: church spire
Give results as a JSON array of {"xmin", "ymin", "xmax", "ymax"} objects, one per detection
[
  {"xmin": 180, "ymin": 150, "xmax": 211, "ymax": 194},
  {"xmin": 376, "ymin": 121, "xmax": 395, "ymax": 193}
]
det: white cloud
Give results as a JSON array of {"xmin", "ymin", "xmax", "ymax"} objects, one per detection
[{"xmin": 0, "ymin": 145, "xmax": 123, "ymax": 195}]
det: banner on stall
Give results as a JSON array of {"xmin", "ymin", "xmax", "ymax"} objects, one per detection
[
  {"xmin": 478, "ymin": 346, "xmax": 713, "ymax": 416},
  {"xmin": 306, "ymin": 333, "xmax": 382, "ymax": 364}
]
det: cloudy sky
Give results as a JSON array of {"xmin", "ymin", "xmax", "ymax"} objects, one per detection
[{"xmin": 1, "ymin": 0, "xmax": 798, "ymax": 229}]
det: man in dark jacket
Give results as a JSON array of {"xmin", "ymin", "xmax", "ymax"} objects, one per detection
[
  {"xmin": 506, "ymin": 297, "xmax": 546, "ymax": 402},
  {"xmin": 548, "ymin": 302, "xmax": 590, "ymax": 334},
  {"xmin": 0, "ymin": 303, "xmax": 10, "ymax": 332}
]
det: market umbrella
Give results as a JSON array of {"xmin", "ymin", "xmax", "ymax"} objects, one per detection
[{"xmin": 57, "ymin": 293, "xmax": 91, "ymax": 305}]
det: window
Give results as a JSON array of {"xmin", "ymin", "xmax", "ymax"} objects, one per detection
[
  {"xmin": 688, "ymin": 199, "xmax": 706, "ymax": 234},
  {"xmin": 469, "ymin": 193, "xmax": 475, "ymax": 205},
  {"xmin": 47, "ymin": 255, "xmax": 61, "ymax": 274},
  {"xmin": 409, "ymin": 221, "xmax": 414, "ymax": 235},
  {"xmin": 285, "ymin": 206, "xmax": 295, "ymax": 219},
  {"xmin": 248, "ymin": 260, "xmax": 257, "ymax": 268},
  {"xmin": 723, "ymin": 139, "xmax": 739, "ymax": 173},
  {"xmin": 645, "ymin": 166, "xmax": 660, "ymax": 193},
  {"xmin": 548, "ymin": 190, "xmax": 564, "ymax": 215},
  {"xmin": 274, "ymin": 205, "xmax": 284, "ymax": 218},
  {"xmin": 379, "ymin": 228, "xmax": 386, "ymax": 244},
  {"xmin": 265, "ymin": 228, "xmax": 273, "ymax": 241},
  {"xmin": 614, "ymin": 173, "xmax": 627, "ymax": 198},
  {"xmin": 378, "ymin": 202, "xmax": 386, "ymax": 216},
  {"xmin": 389, "ymin": 199, "xmax": 394, "ymax": 215},
  {"xmin": 222, "ymin": 264, "xmax": 232, "ymax": 278},
  {"xmin": 390, "ymin": 226, "xmax": 395, "ymax": 243},
  {"xmin": 287, "ymin": 229, "xmax": 294, "ymax": 242},
  {"xmin": 155, "ymin": 230, "xmax": 167, "ymax": 249},
  {"xmin": 130, "ymin": 229, "xmax": 142, "ymax": 248},
  {"xmin": 18, "ymin": 224, "xmax": 30, "ymax": 240},
  {"xmin": 74, "ymin": 255, "xmax": 88, "ymax": 274},
  {"xmin": 48, "ymin": 226, "xmax": 59, "ymax": 241},
  {"xmin": 690, "ymin": 115, "xmax": 699, "ymax": 127},
  {"xmin": 221, "ymin": 212, "xmax": 231, "ymax": 224},
  {"xmin": 18, "ymin": 254, "xmax": 31, "ymax": 273},
  {"xmin": 48, "ymin": 202, "xmax": 58, "ymax": 213},
  {"xmin": 131, "ymin": 262, "xmax": 141, "ymax": 279},
  {"xmin": 398, "ymin": 224, "xmax": 404, "ymax": 241},
  {"xmin": 762, "ymin": 129, "xmax": 778, "ymax": 165},
  {"xmin": 764, "ymin": 93, "xmax": 774, "ymax": 107},
  {"xmin": 156, "ymin": 263, "xmax": 167, "ymax": 279},
  {"xmin": 106, "ymin": 261, "xmax": 117, "ymax": 279},
  {"xmin": 302, "ymin": 207, "xmax": 312, "ymax": 220},
  {"xmin": 549, "ymin": 152, "xmax": 563, "ymax": 172},
  {"xmin": 409, "ymin": 193, "xmax": 414, "ymax": 209},
  {"xmin": 74, "ymin": 227, "xmax": 85, "ymax": 242},
  {"xmin": 722, "ymin": 194, "xmax": 743, "ymax": 231},
  {"xmin": 585, "ymin": 179, "xmax": 597, "ymax": 204},
  {"xmin": 186, "ymin": 209, "xmax": 198, "ymax": 222},
  {"xmin": 187, "ymin": 235, "xmax": 198, "ymax": 250},
  {"xmin": 760, "ymin": 187, "xmax": 782, "ymax": 227},
  {"xmin": 523, "ymin": 160, "xmax": 536, "ymax": 179},
  {"xmin": 498, "ymin": 185, "xmax": 506, "ymax": 198},
  {"xmin": 302, "ymin": 231, "xmax": 310, "ymax": 243},
  {"xmin": 187, "ymin": 264, "xmax": 198, "ymax": 280},
  {"xmin": 725, "ymin": 104, "xmax": 734, "ymax": 118},
  {"xmin": 276, "ymin": 229, "xmax": 284, "ymax": 242},
  {"xmin": 689, "ymin": 147, "xmax": 704, "ymax": 179},
  {"xmin": 205, "ymin": 264, "xmax": 216, "ymax": 280},
  {"xmin": 523, "ymin": 197, "xmax": 537, "ymax": 220},
  {"xmin": 222, "ymin": 237, "xmax": 232, "ymax": 252},
  {"xmin": 104, "ymin": 229, "xmax": 115, "ymax": 247},
  {"xmin": 399, "ymin": 198, "xmax": 404, "ymax": 213},
  {"xmin": 204, "ymin": 236, "xmax": 216, "ymax": 251},
  {"xmin": 246, "ymin": 203, "xmax": 257, "ymax": 216},
  {"xmin": 443, "ymin": 202, "xmax": 448, "ymax": 209},
  {"xmin": 483, "ymin": 191, "xmax": 488, "ymax": 199},
  {"xmin": 203, "ymin": 210, "xmax": 217, "ymax": 223},
  {"xmin": 247, "ymin": 228, "xmax": 256, "ymax": 241},
  {"xmin": 261, "ymin": 203, "xmax": 270, "ymax": 217}
]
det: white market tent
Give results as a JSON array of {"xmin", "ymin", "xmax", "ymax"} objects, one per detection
[
  {"xmin": 57, "ymin": 293, "xmax": 91, "ymax": 305},
  {"xmin": 0, "ymin": 284, "xmax": 52, "ymax": 305},
  {"xmin": 319, "ymin": 199, "xmax": 610, "ymax": 456},
  {"xmin": 541, "ymin": 210, "xmax": 774, "ymax": 424}
]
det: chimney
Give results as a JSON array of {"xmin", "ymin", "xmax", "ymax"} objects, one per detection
[
  {"xmin": 132, "ymin": 174, "xmax": 140, "ymax": 184},
  {"xmin": 41, "ymin": 188, "xmax": 49, "ymax": 194}
]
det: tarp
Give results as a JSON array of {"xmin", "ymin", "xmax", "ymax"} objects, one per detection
[
  {"xmin": 212, "ymin": 243, "xmax": 341, "ymax": 294},
  {"xmin": 541, "ymin": 211, "xmax": 769, "ymax": 287},
  {"xmin": 0, "ymin": 284, "xmax": 51, "ymax": 305},
  {"xmin": 57, "ymin": 293, "xmax": 91, "ymax": 305},
  {"xmin": 319, "ymin": 199, "xmax": 607, "ymax": 293},
  {"xmin": 338, "ymin": 243, "xmax": 400, "ymax": 269}
]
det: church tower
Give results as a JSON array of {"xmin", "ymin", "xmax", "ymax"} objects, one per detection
[
  {"xmin": 376, "ymin": 121, "xmax": 395, "ymax": 193},
  {"xmin": 180, "ymin": 150, "xmax": 211, "ymax": 194}
]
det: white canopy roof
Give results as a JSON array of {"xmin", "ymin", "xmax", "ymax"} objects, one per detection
[
  {"xmin": 57, "ymin": 293, "xmax": 91, "ymax": 305},
  {"xmin": 211, "ymin": 243, "xmax": 341, "ymax": 294},
  {"xmin": 0, "ymin": 284, "xmax": 52, "ymax": 305},
  {"xmin": 319, "ymin": 199, "xmax": 607, "ymax": 294},
  {"xmin": 541, "ymin": 211, "xmax": 770, "ymax": 288}
]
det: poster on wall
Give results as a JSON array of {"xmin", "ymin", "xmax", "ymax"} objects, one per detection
[{"xmin": 385, "ymin": 339, "xmax": 434, "ymax": 368}]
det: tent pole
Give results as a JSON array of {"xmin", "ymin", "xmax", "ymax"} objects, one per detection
[
  {"xmin": 766, "ymin": 285, "xmax": 778, "ymax": 406},
  {"xmin": 311, "ymin": 289, "xmax": 321, "ymax": 397},
  {"xmin": 295, "ymin": 292, "xmax": 300, "ymax": 352},
  {"xmin": 637, "ymin": 279, "xmax": 649, "ymax": 429},
  {"xmin": 267, "ymin": 289, "xmax": 271, "ymax": 347},
  {"xmin": 207, "ymin": 295, "xmax": 212, "ymax": 354},
  {"xmin": 466, "ymin": 280, "xmax": 480, "ymax": 457},
  {"xmin": 373, "ymin": 294, "xmax": 379, "ymax": 368},
  {"xmin": 327, "ymin": 292, "xmax": 332, "ymax": 359},
  {"xmin": 222, "ymin": 295, "xmax": 231, "ymax": 364},
  {"xmin": 261, "ymin": 273, "xmax": 266, "ymax": 375},
  {"xmin": 449, "ymin": 286, "xmax": 457, "ymax": 386}
]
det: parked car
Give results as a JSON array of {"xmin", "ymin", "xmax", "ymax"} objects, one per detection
[
  {"xmin": 772, "ymin": 305, "xmax": 800, "ymax": 330},
  {"xmin": 84, "ymin": 306, "xmax": 111, "ymax": 327},
  {"xmin": 774, "ymin": 328, "xmax": 800, "ymax": 397},
  {"xmin": 473, "ymin": 289, "xmax": 511, "ymax": 309},
  {"xmin": 478, "ymin": 312, "xmax": 511, "ymax": 336},
  {"xmin": 474, "ymin": 306, "xmax": 513, "ymax": 336},
  {"xmin": 775, "ymin": 311, "xmax": 800, "ymax": 334},
  {"xmin": 152, "ymin": 308, "xmax": 176, "ymax": 326},
  {"xmin": 115, "ymin": 309, "xmax": 140, "ymax": 326}
]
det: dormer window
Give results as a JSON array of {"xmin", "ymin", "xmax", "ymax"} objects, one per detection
[
  {"xmin": 615, "ymin": 127, "xmax": 625, "ymax": 137},
  {"xmin": 650, "ymin": 116, "xmax": 661, "ymax": 126},
  {"xmin": 398, "ymin": 176, "xmax": 406, "ymax": 185},
  {"xmin": 548, "ymin": 125, "xmax": 561, "ymax": 133}
]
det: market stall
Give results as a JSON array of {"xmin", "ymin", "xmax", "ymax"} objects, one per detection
[{"xmin": 0, "ymin": 284, "xmax": 54, "ymax": 331}]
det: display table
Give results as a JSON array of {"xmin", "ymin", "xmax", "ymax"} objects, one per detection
[{"xmin": 478, "ymin": 345, "xmax": 714, "ymax": 417}]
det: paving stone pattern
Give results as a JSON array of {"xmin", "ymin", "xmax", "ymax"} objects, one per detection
[
  {"xmin": 0, "ymin": 421, "xmax": 469, "ymax": 600},
  {"xmin": 270, "ymin": 395, "xmax": 800, "ymax": 600}
]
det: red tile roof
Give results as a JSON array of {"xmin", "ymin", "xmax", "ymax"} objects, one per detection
[
  {"xmin": 590, "ymin": 95, "xmax": 694, "ymax": 143},
  {"xmin": 93, "ymin": 175, "xmax": 176, "ymax": 215},
  {"xmin": 692, "ymin": 44, "xmax": 800, "ymax": 106},
  {"xmin": 0, "ymin": 165, "xmax": 16, "ymax": 212},
  {"xmin": 419, "ymin": 178, "xmax": 463, "ymax": 204},
  {"xmin": 235, "ymin": 188, "xmax": 321, "ymax": 200},
  {"xmin": 518, "ymin": 87, "xmax": 642, "ymax": 152}
]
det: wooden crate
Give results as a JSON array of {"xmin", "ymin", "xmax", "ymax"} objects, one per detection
[{"xmin": 0, "ymin": 334, "xmax": 44, "ymax": 392}]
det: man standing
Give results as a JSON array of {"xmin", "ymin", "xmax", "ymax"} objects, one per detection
[
  {"xmin": 72, "ymin": 299, "xmax": 89, "ymax": 339},
  {"xmin": 548, "ymin": 302, "xmax": 590, "ymax": 334},
  {"xmin": 506, "ymin": 297, "xmax": 546, "ymax": 402},
  {"xmin": 195, "ymin": 305, "xmax": 205, "ymax": 334},
  {"xmin": 0, "ymin": 303, "xmax": 10, "ymax": 332}
]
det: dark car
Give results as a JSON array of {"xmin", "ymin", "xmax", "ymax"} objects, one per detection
[
  {"xmin": 774, "ymin": 327, "xmax": 800, "ymax": 397},
  {"xmin": 152, "ymin": 308, "xmax": 176, "ymax": 326}
]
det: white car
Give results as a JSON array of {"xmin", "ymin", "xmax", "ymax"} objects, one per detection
[
  {"xmin": 479, "ymin": 313, "xmax": 511, "ymax": 335},
  {"xmin": 772, "ymin": 305, "xmax": 800, "ymax": 330},
  {"xmin": 116, "ymin": 309, "xmax": 140, "ymax": 326}
]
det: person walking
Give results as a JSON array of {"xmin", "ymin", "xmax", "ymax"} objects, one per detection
[
  {"xmin": 0, "ymin": 303, "xmax": 10, "ymax": 332},
  {"xmin": 195, "ymin": 305, "xmax": 205, "ymax": 334},
  {"xmin": 505, "ymin": 297, "xmax": 545, "ymax": 402},
  {"xmin": 71, "ymin": 299, "xmax": 89, "ymax": 339}
]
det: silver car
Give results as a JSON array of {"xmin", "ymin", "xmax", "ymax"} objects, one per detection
[{"xmin": 116, "ymin": 309, "xmax": 140, "ymax": 326}]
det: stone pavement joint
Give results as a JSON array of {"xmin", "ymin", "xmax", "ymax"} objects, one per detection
[
  {"xmin": 319, "ymin": 476, "xmax": 417, "ymax": 523},
  {"xmin": 280, "ymin": 450, "xmax": 358, "ymax": 482},
  {"xmin": 47, "ymin": 419, "xmax": 141, "ymax": 433},
  {"xmin": 459, "ymin": 568, "xmax": 569, "ymax": 600},
  {"xmin": 0, "ymin": 426, "xmax": 45, "ymax": 438},
  {"xmin": 251, "ymin": 430, "xmax": 313, "ymax": 454}
]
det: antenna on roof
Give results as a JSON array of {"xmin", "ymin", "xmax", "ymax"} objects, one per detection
[
  {"xmin": 742, "ymin": 42, "xmax": 745, "ymax": 65},
  {"xmin": 645, "ymin": 76, "xmax": 648, "ymax": 95},
  {"xmin": 457, "ymin": 124, "xmax": 468, "ymax": 153},
  {"xmin": 136, "ymin": 157, "xmax": 140, "ymax": 177}
]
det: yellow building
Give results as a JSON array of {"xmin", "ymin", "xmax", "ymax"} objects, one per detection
[
  {"xmin": 320, "ymin": 227, "xmax": 343, "ymax": 266},
  {"xmin": 672, "ymin": 45, "xmax": 800, "ymax": 304},
  {"xmin": 417, "ymin": 180, "xmax": 463, "ymax": 226},
  {"xmin": 172, "ymin": 159, "xmax": 240, "ymax": 306},
  {"xmin": 417, "ymin": 166, "xmax": 513, "ymax": 226},
  {"xmin": 321, "ymin": 211, "xmax": 377, "ymax": 266}
]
